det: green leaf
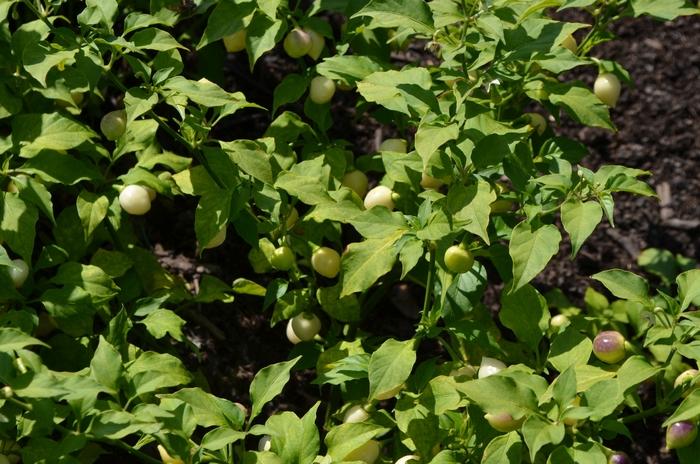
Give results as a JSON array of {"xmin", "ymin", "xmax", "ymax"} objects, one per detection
[
  {"xmin": 591, "ymin": 269, "xmax": 649, "ymax": 302},
  {"xmin": 1, "ymin": 194, "xmax": 38, "ymax": 261},
  {"xmin": 561, "ymin": 200, "xmax": 602, "ymax": 257},
  {"xmin": 123, "ymin": 12, "xmax": 167, "ymax": 35},
  {"xmin": 124, "ymin": 87, "xmax": 159, "ymax": 122},
  {"xmin": 662, "ymin": 389, "xmax": 700, "ymax": 426},
  {"xmin": 472, "ymin": 134, "xmax": 520, "ymax": 169},
  {"xmin": 264, "ymin": 403, "xmax": 320, "ymax": 464},
  {"xmin": 424, "ymin": 376, "xmax": 463, "ymax": 415},
  {"xmin": 483, "ymin": 432, "xmax": 523, "ymax": 464},
  {"xmin": 162, "ymin": 76, "xmax": 250, "ymax": 108},
  {"xmin": 0, "ymin": 328, "xmax": 48, "ymax": 352},
  {"xmin": 573, "ymin": 364, "xmax": 616, "ymax": 392},
  {"xmin": 20, "ymin": 150, "xmax": 102, "ymax": 184},
  {"xmin": 545, "ymin": 82, "xmax": 614, "ymax": 130},
  {"xmin": 548, "ymin": 327, "xmax": 593, "ymax": 372},
  {"xmin": 195, "ymin": 275, "xmax": 235, "ymax": 304},
  {"xmin": 616, "ymin": 355, "xmax": 658, "ymax": 392},
  {"xmin": 88, "ymin": 410, "xmax": 161, "ymax": 440},
  {"xmin": 317, "ymin": 284, "xmax": 362, "ymax": 322},
  {"xmin": 275, "ymin": 172, "xmax": 333, "ymax": 206},
  {"xmin": 77, "ymin": 0, "xmax": 118, "ymax": 27},
  {"xmin": 139, "ymin": 309, "xmax": 185, "ymax": 341},
  {"xmin": 340, "ymin": 233, "xmax": 403, "ymax": 297},
  {"xmin": 350, "ymin": 207, "xmax": 409, "ymax": 239},
  {"xmin": 677, "ymin": 269, "xmax": 700, "ymax": 311},
  {"xmin": 452, "ymin": 181, "xmax": 497, "ymax": 244},
  {"xmin": 233, "ymin": 278, "xmax": 266, "ymax": 296},
  {"xmin": 249, "ymin": 357, "xmax": 301, "ymax": 421},
  {"xmin": 273, "ymin": 73, "xmax": 309, "ymax": 114},
  {"xmin": 316, "ymin": 55, "xmax": 384, "ymax": 86},
  {"xmin": 201, "ymin": 428, "xmax": 247, "ymax": 450},
  {"xmin": 547, "ymin": 443, "xmax": 609, "ymax": 464},
  {"xmin": 630, "ymin": 0, "xmax": 697, "ymax": 20},
  {"xmin": 126, "ymin": 352, "xmax": 193, "ymax": 396},
  {"xmin": 52, "ymin": 263, "xmax": 119, "ymax": 304},
  {"xmin": 357, "ymin": 68, "xmax": 436, "ymax": 116},
  {"xmin": 352, "ymin": 0, "xmax": 435, "ymax": 34},
  {"xmin": 195, "ymin": 189, "xmax": 232, "ymax": 251},
  {"xmin": 12, "ymin": 113, "xmax": 97, "ymax": 158},
  {"xmin": 164, "ymin": 387, "xmax": 246, "ymax": 428},
  {"xmin": 22, "ymin": 42, "xmax": 78, "ymax": 87},
  {"xmin": 196, "ymin": 0, "xmax": 256, "ymax": 49},
  {"xmin": 325, "ymin": 422, "xmax": 389, "ymax": 461},
  {"xmin": 11, "ymin": 175, "xmax": 55, "ymax": 225},
  {"xmin": 509, "ymin": 222, "xmax": 561, "ymax": 292},
  {"xmin": 246, "ymin": 13, "xmax": 284, "ymax": 69},
  {"xmin": 551, "ymin": 367, "xmax": 577, "ymax": 408},
  {"xmin": 90, "ymin": 336, "xmax": 122, "ymax": 394},
  {"xmin": 368, "ymin": 338, "xmax": 416, "ymax": 401},
  {"xmin": 414, "ymin": 122, "xmax": 459, "ymax": 167},
  {"xmin": 316, "ymin": 343, "xmax": 369, "ymax": 386},
  {"xmin": 398, "ymin": 236, "xmax": 424, "ymax": 278},
  {"xmin": 499, "ymin": 285, "xmax": 549, "ymax": 349},
  {"xmin": 76, "ymin": 191, "xmax": 109, "ymax": 240},
  {"xmin": 521, "ymin": 416, "xmax": 565, "ymax": 462},
  {"xmin": 456, "ymin": 375, "xmax": 539, "ymax": 414},
  {"xmin": 221, "ymin": 139, "xmax": 275, "ymax": 184},
  {"xmin": 41, "ymin": 286, "xmax": 96, "ymax": 336},
  {"xmin": 582, "ymin": 379, "xmax": 623, "ymax": 420},
  {"xmin": 0, "ymin": 81, "xmax": 22, "ymax": 119},
  {"xmin": 130, "ymin": 28, "xmax": 185, "ymax": 51},
  {"xmin": 90, "ymin": 249, "xmax": 133, "ymax": 278}
]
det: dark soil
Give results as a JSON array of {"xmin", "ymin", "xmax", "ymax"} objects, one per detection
[{"xmin": 143, "ymin": 12, "xmax": 700, "ymax": 464}]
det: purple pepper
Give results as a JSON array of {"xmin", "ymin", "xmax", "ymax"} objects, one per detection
[
  {"xmin": 666, "ymin": 420, "xmax": 698, "ymax": 450},
  {"xmin": 608, "ymin": 451, "xmax": 630, "ymax": 464},
  {"xmin": 592, "ymin": 330, "xmax": 626, "ymax": 364}
]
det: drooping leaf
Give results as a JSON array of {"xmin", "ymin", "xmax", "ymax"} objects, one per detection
[
  {"xmin": 368, "ymin": 338, "xmax": 416, "ymax": 401},
  {"xmin": 509, "ymin": 221, "xmax": 561, "ymax": 292},
  {"xmin": 249, "ymin": 357, "xmax": 301, "ymax": 421}
]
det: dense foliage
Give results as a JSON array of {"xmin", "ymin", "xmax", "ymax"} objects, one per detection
[{"xmin": 0, "ymin": 0, "xmax": 699, "ymax": 463}]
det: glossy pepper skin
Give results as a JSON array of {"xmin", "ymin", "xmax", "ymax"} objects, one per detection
[
  {"xmin": 592, "ymin": 331, "xmax": 626, "ymax": 364},
  {"xmin": 666, "ymin": 421, "xmax": 698, "ymax": 449}
]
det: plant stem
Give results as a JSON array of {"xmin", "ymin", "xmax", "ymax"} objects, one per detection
[
  {"xmin": 621, "ymin": 403, "xmax": 669, "ymax": 424},
  {"xmin": 437, "ymin": 335, "xmax": 461, "ymax": 361},
  {"xmin": 418, "ymin": 245, "xmax": 437, "ymax": 332}
]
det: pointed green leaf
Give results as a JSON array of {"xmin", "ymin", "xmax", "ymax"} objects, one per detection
[
  {"xmin": 76, "ymin": 191, "xmax": 109, "ymax": 240},
  {"xmin": 500, "ymin": 285, "xmax": 549, "ymax": 349},
  {"xmin": 90, "ymin": 336, "xmax": 122, "ymax": 393},
  {"xmin": 368, "ymin": 339, "xmax": 416, "ymax": 401},
  {"xmin": 352, "ymin": 0, "xmax": 435, "ymax": 34},
  {"xmin": 591, "ymin": 269, "xmax": 649, "ymax": 302},
  {"xmin": 249, "ymin": 357, "xmax": 301, "ymax": 421},
  {"xmin": 340, "ymin": 233, "xmax": 403, "ymax": 297},
  {"xmin": 509, "ymin": 222, "xmax": 561, "ymax": 292},
  {"xmin": 483, "ymin": 432, "xmax": 523, "ymax": 464},
  {"xmin": 677, "ymin": 269, "xmax": 700, "ymax": 311},
  {"xmin": 561, "ymin": 200, "xmax": 602, "ymax": 257}
]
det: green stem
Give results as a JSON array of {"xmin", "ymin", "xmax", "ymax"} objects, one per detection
[
  {"xmin": 21, "ymin": 0, "xmax": 53, "ymax": 29},
  {"xmin": 418, "ymin": 245, "xmax": 437, "ymax": 331},
  {"xmin": 437, "ymin": 335, "xmax": 460, "ymax": 362},
  {"xmin": 621, "ymin": 403, "xmax": 668, "ymax": 424}
]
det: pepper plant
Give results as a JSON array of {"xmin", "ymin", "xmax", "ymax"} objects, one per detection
[{"xmin": 0, "ymin": 0, "xmax": 698, "ymax": 463}]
